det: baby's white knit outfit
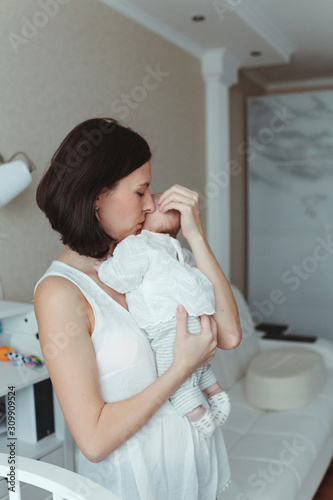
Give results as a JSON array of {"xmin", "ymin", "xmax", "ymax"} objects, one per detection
[{"xmin": 98, "ymin": 230, "xmax": 229, "ymax": 437}]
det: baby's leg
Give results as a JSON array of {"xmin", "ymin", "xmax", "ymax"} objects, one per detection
[
  {"xmin": 169, "ymin": 371, "xmax": 217, "ymax": 438},
  {"xmin": 205, "ymin": 382, "xmax": 223, "ymax": 397},
  {"xmin": 164, "ymin": 374, "xmax": 216, "ymax": 438},
  {"xmin": 186, "ymin": 317, "xmax": 230, "ymax": 424},
  {"xmin": 186, "ymin": 405, "xmax": 216, "ymax": 438},
  {"xmin": 146, "ymin": 319, "xmax": 177, "ymax": 377},
  {"xmin": 146, "ymin": 319, "xmax": 216, "ymax": 437},
  {"xmin": 204, "ymin": 381, "xmax": 230, "ymax": 426},
  {"xmin": 196, "ymin": 362, "xmax": 218, "ymax": 392},
  {"xmin": 186, "ymin": 316, "xmax": 222, "ymax": 393}
]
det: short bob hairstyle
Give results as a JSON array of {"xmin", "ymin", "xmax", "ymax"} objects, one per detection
[{"xmin": 36, "ymin": 118, "xmax": 152, "ymax": 258}]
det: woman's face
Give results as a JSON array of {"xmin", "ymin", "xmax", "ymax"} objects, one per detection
[{"xmin": 96, "ymin": 161, "xmax": 155, "ymax": 242}]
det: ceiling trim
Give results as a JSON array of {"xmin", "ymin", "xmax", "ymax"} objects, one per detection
[
  {"xmin": 242, "ymin": 70, "xmax": 333, "ymax": 92},
  {"xmin": 241, "ymin": 69, "xmax": 270, "ymax": 90},
  {"xmin": 98, "ymin": 0, "xmax": 204, "ymax": 58},
  {"xmin": 266, "ymin": 76, "xmax": 333, "ymax": 92},
  {"xmin": 230, "ymin": 0, "xmax": 296, "ymax": 63}
]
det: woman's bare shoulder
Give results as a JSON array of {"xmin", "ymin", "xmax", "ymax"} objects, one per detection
[
  {"xmin": 34, "ymin": 275, "xmax": 86, "ymax": 318},
  {"xmin": 35, "ymin": 275, "xmax": 78, "ymax": 300},
  {"xmin": 34, "ymin": 274, "xmax": 93, "ymax": 339}
]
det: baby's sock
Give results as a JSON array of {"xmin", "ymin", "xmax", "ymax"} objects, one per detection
[
  {"xmin": 186, "ymin": 405, "xmax": 216, "ymax": 438},
  {"xmin": 204, "ymin": 383, "xmax": 231, "ymax": 426}
]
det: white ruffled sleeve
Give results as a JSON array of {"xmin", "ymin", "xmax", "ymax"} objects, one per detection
[{"xmin": 98, "ymin": 235, "xmax": 149, "ymax": 293}]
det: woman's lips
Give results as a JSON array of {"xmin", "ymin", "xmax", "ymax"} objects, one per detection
[{"xmin": 136, "ymin": 223, "xmax": 144, "ymax": 235}]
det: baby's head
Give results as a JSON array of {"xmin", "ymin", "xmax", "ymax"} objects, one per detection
[{"xmin": 143, "ymin": 193, "xmax": 181, "ymax": 238}]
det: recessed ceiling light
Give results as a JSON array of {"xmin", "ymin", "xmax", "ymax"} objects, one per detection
[
  {"xmin": 192, "ymin": 15, "xmax": 206, "ymax": 22},
  {"xmin": 250, "ymin": 50, "xmax": 262, "ymax": 57}
]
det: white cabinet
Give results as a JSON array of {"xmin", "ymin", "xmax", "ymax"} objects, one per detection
[{"xmin": 0, "ymin": 300, "xmax": 74, "ymax": 500}]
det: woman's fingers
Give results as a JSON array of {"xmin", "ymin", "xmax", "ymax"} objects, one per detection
[
  {"xmin": 175, "ymin": 304, "xmax": 188, "ymax": 338},
  {"xmin": 158, "ymin": 185, "xmax": 202, "ymax": 242},
  {"xmin": 209, "ymin": 317, "xmax": 218, "ymax": 358},
  {"xmin": 158, "ymin": 185, "xmax": 199, "ymax": 213},
  {"xmin": 159, "ymin": 186, "xmax": 198, "ymax": 203},
  {"xmin": 200, "ymin": 314, "xmax": 218, "ymax": 358},
  {"xmin": 159, "ymin": 184, "xmax": 197, "ymax": 203},
  {"xmin": 174, "ymin": 308, "xmax": 218, "ymax": 370},
  {"xmin": 159, "ymin": 193, "xmax": 198, "ymax": 214},
  {"xmin": 158, "ymin": 200, "xmax": 193, "ymax": 217},
  {"xmin": 200, "ymin": 314, "xmax": 216, "ymax": 335},
  {"xmin": 209, "ymin": 315, "xmax": 218, "ymax": 342}
]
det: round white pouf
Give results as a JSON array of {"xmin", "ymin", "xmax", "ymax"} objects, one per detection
[{"xmin": 245, "ymin": 346, "xmax": 326, "ymax": 411}]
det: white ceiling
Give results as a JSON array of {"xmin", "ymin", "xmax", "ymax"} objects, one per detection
[{"xmin": 100, "ymin": 0, "xmax": 333, "ymax": 89}]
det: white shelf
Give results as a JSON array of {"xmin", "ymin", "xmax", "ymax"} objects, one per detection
[
  {"xmin": 0, "ymin": 433, "xmax": 63, "ymax": 461},
  {"xmin": 0, "ymin": 301, "xmax": 32, "ymax": 321},
  {"xmin": 0, "ymin": 300, "xmax": 75, "ymax": 500},
  {"xmin": 0, "ymin": 364, "xmax": 49, "ymax": 397}
]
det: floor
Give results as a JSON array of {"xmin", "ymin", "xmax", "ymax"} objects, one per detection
[{"xmin": 313, "ymin": 460, "xmax": 333, "ymax": 500}]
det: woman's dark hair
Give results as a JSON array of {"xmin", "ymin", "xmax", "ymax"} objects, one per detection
[{"xmin": 36, "ymin": 118, "xmax": 152, "ymax": 258}]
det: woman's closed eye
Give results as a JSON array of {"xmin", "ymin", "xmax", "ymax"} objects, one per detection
[{"xmin": 137, "ymin": 192, "xmax": 144, "ymax": 197}]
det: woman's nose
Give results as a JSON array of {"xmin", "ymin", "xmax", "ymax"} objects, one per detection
[{"xmin": 144, "ymin": 192, "xmax": 155, "ymax": 213}]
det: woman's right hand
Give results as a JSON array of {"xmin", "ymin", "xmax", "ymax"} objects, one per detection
[{"xmin": 173, "ymin": 305, "xmax": 218, "ymax": 376}]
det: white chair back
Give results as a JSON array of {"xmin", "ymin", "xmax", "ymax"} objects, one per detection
[{"xmin": 0, "ymin": 453, "xmax": 121, "ymax": 500}]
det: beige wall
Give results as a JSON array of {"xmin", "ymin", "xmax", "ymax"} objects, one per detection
[
  {"xmin": 229, "ymin": 71, "xmax": 265, "ymax": 297},
  {"xmin": 0, "ymin": 0, "xmax": 206, "ymax": 302}
]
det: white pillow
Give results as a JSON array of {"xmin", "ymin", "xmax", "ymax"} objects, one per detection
[{"xmin": 244, "ymin": 346, "xmax": 326, "ymax": 411}]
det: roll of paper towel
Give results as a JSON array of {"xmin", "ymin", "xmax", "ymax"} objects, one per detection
[{"xmin": 0, "ymin": 159, "xmax": 32, "ymax": 207}]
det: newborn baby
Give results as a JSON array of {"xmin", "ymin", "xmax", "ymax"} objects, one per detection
[{"xmin": 97, "ymin": 194, "xmax": 230, "ymax": 438}]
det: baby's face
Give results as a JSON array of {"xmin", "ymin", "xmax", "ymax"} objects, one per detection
[{"xmin": 143, "ymin": 210, "xmax": 174, "ymax": 233}]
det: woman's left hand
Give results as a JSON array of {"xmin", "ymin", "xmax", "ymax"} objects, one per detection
[{"xmin": 158, "ymin": 185, "xmax": 204, "ymax": 243}]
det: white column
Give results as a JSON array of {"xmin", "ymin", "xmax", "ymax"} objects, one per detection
[{"xmin": 201, "ymin": 48, "xmax": 240, "ymax": 279}]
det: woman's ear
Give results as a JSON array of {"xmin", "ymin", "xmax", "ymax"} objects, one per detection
[{"xmin": 94, "ymin": 206, "xmax": 100, "ymax": 221}]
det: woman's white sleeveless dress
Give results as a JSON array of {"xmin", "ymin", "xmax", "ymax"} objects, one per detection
[{"xmin": 35, "ymin": 261, "xmax": 231, "ymax": 500}]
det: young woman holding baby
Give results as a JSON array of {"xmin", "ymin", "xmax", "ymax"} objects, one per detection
[{"xmin": 34, "ymin": 118, "xmax": 242, "ymax": 500}]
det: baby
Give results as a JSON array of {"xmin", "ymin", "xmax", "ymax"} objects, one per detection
[{"xmin": 97, "ymin": 194, "xmax": 230, "ymax": 438}]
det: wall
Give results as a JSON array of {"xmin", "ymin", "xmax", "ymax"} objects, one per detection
[
  {"xmin": 229, "ymin": 71, "xmax": 266, "ymax": 296},
  {"xmin": 0, "ymin": 0, "xmax": 206, "ymax": 302}
]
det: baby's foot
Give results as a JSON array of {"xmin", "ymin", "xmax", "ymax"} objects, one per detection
[
  {"xmin": 208, "ymin": 391, "xmax": 230, "ymax": 426},
  {"xmin": 187, "ymin": 406, "xmax": 216, "ymax": 438}
]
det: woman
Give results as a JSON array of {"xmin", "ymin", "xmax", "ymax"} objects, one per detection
[{"xmin": 34, "ymin": 118, "xmax": 242, "ymax": 500}]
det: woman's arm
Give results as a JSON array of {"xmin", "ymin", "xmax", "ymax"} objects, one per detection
[
  {"xmin": 34, "ymin": 277, "xmax": 217, "ymax": 463},
  {"xmin": 158, "ymin": 185, "xmax": 242, "ymax": 350}
]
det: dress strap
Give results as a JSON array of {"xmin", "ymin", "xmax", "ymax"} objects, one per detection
[
  {"xmin": 34, "ymin": 261, "xmax": 104, "ymax": 311},
  {"xmin": 34, "ymin": 261, "xmax": 140, "ymax": 329}
]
